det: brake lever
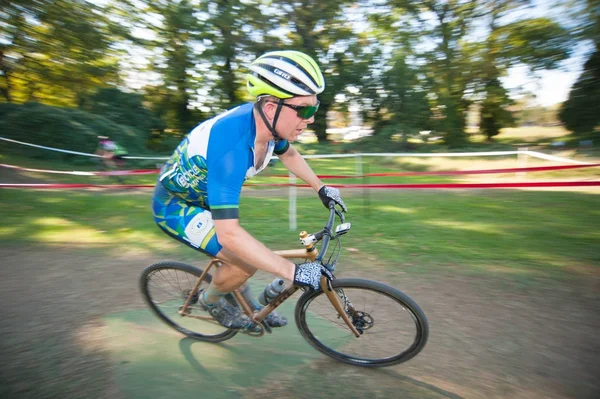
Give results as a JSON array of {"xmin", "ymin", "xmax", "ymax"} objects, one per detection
[{"xmin": 335, "ymin": 209, "xmax": 345, "ymax": 223}]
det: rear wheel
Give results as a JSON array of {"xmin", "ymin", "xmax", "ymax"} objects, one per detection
[
  {"xmin": 140, "ymin": 261, "xmax": 237, "ymax": 342},
  {"xmin": 295, "ymin": 278, "xmax": 428, "ymax": 367}
]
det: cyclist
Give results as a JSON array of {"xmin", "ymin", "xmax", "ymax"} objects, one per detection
[
  {"xmin": 152, "ymin": 50, "xmax": 347, "ymax": 331},
  {"xmin": 96, "ymin": 136, "xmax": 128, "ymax": 171}
]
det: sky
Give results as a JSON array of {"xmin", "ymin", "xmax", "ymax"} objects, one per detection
[
  {"xmin": 501, "ymin": 46, "xmax": 589, "ymax": 107},
  {"xmin": 498, "ymin": 0, "xmax": 591, "ymax": 107}
]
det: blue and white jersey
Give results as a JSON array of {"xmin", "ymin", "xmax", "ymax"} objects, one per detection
[{"xmin": 158, "ymin": 103, "xmax": 289, "ymax": 219}]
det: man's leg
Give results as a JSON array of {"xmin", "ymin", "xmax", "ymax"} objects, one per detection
[
  {"xmin": 208, "ymin": 248, "xmax": 287, "ymax": 327},
  {"xmin": 152, "ymin": 191, "xmax": 252, "ymax": 329},
  {"xmin": 237, "ymin": 283, "xmax": 288, "ymax": 327},
  {"xmin": 210, "ymin": 247, "xmax": 257, "ymax": 293},
  {"xmin": 200, "ymin": 252, "xmax": 254, "ymax": 305},
  {"xmin": 104, "ymin": 156, "xmax": 117, "ymax": 170}
]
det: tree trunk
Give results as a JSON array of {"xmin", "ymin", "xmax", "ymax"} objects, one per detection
[
  {"xmin": 223, "ymin": 56, "xmax": 237, "ymax": 108},
  {"xmin": 313, "ymin": 100, "xmax": 329, "ymax": 143},
  {"xmin": 0, "ymin": 78, "xmax": 11, "ymax": 102},
  {"xmin": 0, "ymin": 49, "xmax": 12, "ymax": 102}
]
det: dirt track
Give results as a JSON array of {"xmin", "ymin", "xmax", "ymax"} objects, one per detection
[{"xmin": 1, "ymin": 244, "xmax": 599, "ymax": 399}]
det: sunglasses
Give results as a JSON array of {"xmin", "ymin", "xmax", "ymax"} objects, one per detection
[{"xmin": 277, "ymin": 100, "xmax": 320, "ymax": 119}]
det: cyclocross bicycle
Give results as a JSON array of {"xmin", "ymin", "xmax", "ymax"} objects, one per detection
[{"xmin": 140, "ymin": 202, "xmax": 429, "ymax": 367}]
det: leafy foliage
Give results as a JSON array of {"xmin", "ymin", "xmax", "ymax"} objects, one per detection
[
  {"xmin": 416, "ymin": 0, "xmax": 480, "ymax": 147},
  {"xmin": 197, "ymin": 0, "xmax": 280, "ymax": 111},
  {"xmin": 268, "ymin": 0, "xmax": 353, "ymax": 142},
  {"xmin": 559, "ymin": 0, "xmax": 599, "ymax": 136},
  {"xmin": 0, "ymin": 0, "xmax": 594, "ymax": 149},
  {"xmin": 0, "ymin": 0, "xmax": 124, "ymax": 106},
  {"xmin": 559, "ymin": 49, "xmax": 600, "ymax": 135},
  {"xmin": 480, "ymin": 78, "xmax": 515, "ymax": 140},
  {"xmin": 0, "ymin": 102, "xmax": 147, "ymax": 162},
  {"xmin": 497, "ymin": 18, "xmax": 574, "ymax": 70},
  {"xmin": 84, "ymin": 88, "xmax": 165, "ymax": 144}
]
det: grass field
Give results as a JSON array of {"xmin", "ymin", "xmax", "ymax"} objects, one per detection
[
  {"xmin": 1, "ymin": 125, "xmax": 599, "ymax": 279},
  {"xmin": 1, "ymin": 188, "xmax": 598, "ymax": 283}
]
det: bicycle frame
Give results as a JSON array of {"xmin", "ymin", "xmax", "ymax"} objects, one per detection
[{"xmin": 178, "ymin": 213, "xmax": 361, "ymax": 337}]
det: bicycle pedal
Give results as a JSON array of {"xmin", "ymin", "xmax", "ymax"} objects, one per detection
[
  {"xmin": 261, "ymin": 320, "xmax": 273, "ymax": 334},
  {"xmin": 241, "ymin": 322, "xmax": 264, "ymax": 337},
  {"xmin": 184, "ymin": 289, "xmax": 199, "ymax": 305}
]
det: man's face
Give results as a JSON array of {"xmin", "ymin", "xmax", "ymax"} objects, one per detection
[{"xmin": 264, "ymin": 95, "xmax": 318, "ymax": 142}]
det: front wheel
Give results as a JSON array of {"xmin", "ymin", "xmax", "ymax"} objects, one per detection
[
  {"xmin": 295, "ymin": 278, "xmax": 428, "ymax": 367},
  {"xmin": 140, "ymin": 261, "xmax": 237, "ymax": 342}
]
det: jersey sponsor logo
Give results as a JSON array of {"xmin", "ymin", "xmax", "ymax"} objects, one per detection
[
  {"xmin": 174, "ymin": 164, "xmax": 204, "ymax": 188},
  {"xmin": 274, "ymin": 68, "xmax": 291, "ymax": 80},
  {"xmin": 193, "ymin": 220, "xmax": 203, "ymax": 233}
]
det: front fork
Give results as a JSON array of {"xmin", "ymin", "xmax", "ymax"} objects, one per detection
[
  {"xmin": 319, "ymin": 277, "xmax": 361, "ymax": 337},
  {"xmin": 301, "ymin": 231, "xmax": 361, "ymax": 338}
]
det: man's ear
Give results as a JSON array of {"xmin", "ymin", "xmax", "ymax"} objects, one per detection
[{"xmin": 262, "ymin": 100, "xmax": 277, "ymax": 121}]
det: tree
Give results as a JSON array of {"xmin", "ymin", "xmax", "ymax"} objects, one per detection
[
  {"xmin": 558, "ymin": 0, "xmax": 600, "ymax": 135},
  {"xmin": 389, "ymin": 0, "xmax": 572, "ymax": 144},
  {"xmin": 352, "ymin": 2, "xmax": 431, "ymax": 136},
  {"xmin": 0, "ymin": 0, "xmax": 123, "ymax": 106},
  {"xmin": 126, "ymin": 0, "xmax": 204, "ymax": 133},
  {"xmin": 198, "ymin": 0, "xmax": 280, "ymax": 111},
  {"xmin": 559, "ymin": 49, "xmax": 600, "ymax": 134},
  {"xmin": 270, "ymin": 0, "xmax": 353, "ymax": 142},
  {"xmin": 0, "ymin": 1, "xmax": 49, "ymax": 103},
  {"xmin": 480, "ymin": 77, "xmax": 515, "ymax": 138},
  {"xmin": 85, "ymin": 87, "xmax": 164, "ymax": 144},
  {"xmin": 418, "ymin": 0, "xmax": 480, "ymax": 147},
  {"xmin": 478, "ymin": 10, "xmax": 572, "ymax": 139}
]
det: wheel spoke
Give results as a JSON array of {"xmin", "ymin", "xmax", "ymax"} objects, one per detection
[
  {"xmin": 154, "ymin": 270, "xmax": 184, "ymax": 293},
  {"xmin": 147, "ymin": 282, "xmax": 182, "ymax": 298}
]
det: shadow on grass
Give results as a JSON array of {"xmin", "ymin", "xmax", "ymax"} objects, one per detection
[{"xmin": 177, "ymin": 337, "xmax": 464, "ymax": 399}]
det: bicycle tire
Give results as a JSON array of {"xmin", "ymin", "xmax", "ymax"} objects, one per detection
[
  {"xmin": 295, "ymin": 278, "xmax": 428, "ymax": 367},
  {"xmin": 140, "ymin": 261, "xmax": 238, "ymax": 342}
]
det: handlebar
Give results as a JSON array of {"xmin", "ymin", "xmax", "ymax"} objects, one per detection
[{"xmin": 315, "ymin": 201, "xmax": 345, "ymax": 265}]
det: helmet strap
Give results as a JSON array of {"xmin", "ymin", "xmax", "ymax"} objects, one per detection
[{"xmin": 254, "ymin": 100, "xmax": 283, "ymax": 142}]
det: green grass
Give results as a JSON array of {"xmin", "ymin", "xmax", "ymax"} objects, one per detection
[
  {"xmin": 1, "ymin": 188, "xmax": 598, "ymax": 283},
  {"xmin": 2, "ymin": 125, "xmax": 598, "ymax": 283}
]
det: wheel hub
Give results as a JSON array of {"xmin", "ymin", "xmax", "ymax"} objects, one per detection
[{"xmin": 351, "ymin": 310, "xmax": 374, "ymax": 332}]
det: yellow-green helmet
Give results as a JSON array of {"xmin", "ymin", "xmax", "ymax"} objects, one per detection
[{"xmin": 247, "ymin": 50, "xmax": 325, "ymax": 98}]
